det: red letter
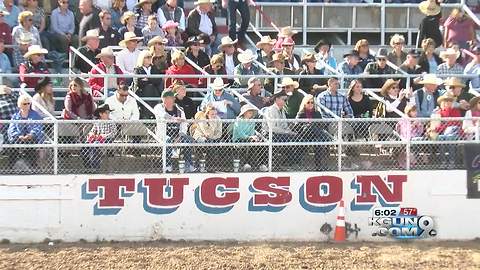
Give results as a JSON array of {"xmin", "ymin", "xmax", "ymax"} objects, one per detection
[
  {"xmin": 305, "ymin": 176, "xmax": 343, "ymax": 204},
  {"xmin": 88, "ymin": 178, "xmax": 135, "ymax": 207},
  {"xmin": 143, "ymin": 178, "xmax": 189, "ymax": 206},
  {"xmin": 355, "ymin": 175, "xmax": 406, "ymax": 203},
  {"xmin": 201, "ymin": 177, "xmax": 240, "ymax": 206},
  {"xmin": 252, "ymin": 177, "xmax": 292, "ymax": 205}
]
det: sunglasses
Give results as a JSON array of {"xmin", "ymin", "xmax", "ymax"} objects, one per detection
[
  {"xmin": 22, "ymin": 102, "xmax": 31, "ymax": 105},
  {"xmin": 60, "ymin": 1, "xmax": 68, "ymax": 4},
  {"xmin": 378, "ymin": 58, "xmax": 387, "ymax": 61},
  {"xmin": 306, "ymin": 101, "xmax": 314, "ymax": 104},
  {"xmin": 119, "ymin": 94, "xmax": 129, "ymax": 97},
  {"xmin": 394, "ymin": 42, "xmax": 404, "ymax": 45}
]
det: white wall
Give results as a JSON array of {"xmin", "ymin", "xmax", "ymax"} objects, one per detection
[{"xmin": 0, "ymin": 171, "xmax": 477, "ymax": 243}]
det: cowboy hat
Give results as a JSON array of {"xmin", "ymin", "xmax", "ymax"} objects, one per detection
[
  {"xmin": 407, "ymin": 49, "xmax": 420, "ymax": 57},
  {"xmin": 147, "ymin": 35, "xmax": 168, "ymax": 47},
  {"xmin": 440, "ymin": 48, "xmax": 460, "ymax": 59},
  {"xmin": 120, "ymin": 11, "xmax": 138, "ymax": 25},
  {"xmin": 301, "ymin": 53, "xmax": 317, "ymax": 65},
  {"xmin": 0, "ymin": 9, "xmax": 10, "ymax": 16},
  {"xmin": 343, "ymin": 49, "xmax": 359, "ymax": 58},
  {"xmin": 278, "ymin": 26, "xmax": 298, "ymax": 38},
  {"xmin": 418, "ymin": 74, "xmax": 443, "ymax": 85},
  {"xmin": 279, "ymin": 77, "xmax": 299, "ymax": 89},
  {"xmin": 0, "ymin": 85, "xmax": 12, "ymax": 95},
  {"xmin": 34, "ymin": 77, "xmax": 52, "ymax": 93},
  {"xmin": 23, "ymin": 45, "xmax": 48, "ymax": 58},
  {"xmin": 185, "ymin": 35, "xmax": 204, "ymax": 47},
  {"xmin": 194, "ymin": 0, "xmax": 215, "ymax": 5},
  {"xmin": 314, "ymin": 39, "xmax": 331, "ymax": 53},
  {"xmin": 247, "ymin": 77, "xmax": 259, "ymax": 90},
  {"xmin": 135, "ymin": 0, "xmax": 152, "ymax": 7},
  {"xmin": 93, "ymin": 104, "xmax": 114, "ymax": 118},
  {"xmin": 380, "ymin": 79, "xmax": 400, "ymax": 97},
  {"xmin": 119, "ymin": 32, "xmax": 143, "ymax": 47},
  {"xmin": 162, "ymin": 20, "xmax": 179, "ymax": 30},
  {"xmin": 444, "ymin": 77, "xmax": 466, "ymax": 88},
  {"xmin": 81, "ymin": 29, "xmax": 104, "ymax": 42},
  {"xmin": 210, "ymin": 77, "xmax": 229, "ymax": 90},
  {"xmin": 16, "ymin": 32, "xmax": 33, "ymax": 45},
  {"xmin": 238, "ymin": 49, "xmax": 257, "ymax": 64},
  {"xmin": 96, "ymin": 47, "xmax": 115, "ymax": 58},
  {"xmin": 437, "ymin": 93, "xmax": 456, "ymax": 104},
  {"xmin": 218, "ymin": 36, "xmax": 237, "ymax": 50},
  {"xmin": 375, "ymin": 48, "xmax": 389, "ymax": 59},
  {"xmin": 281, "ymin": 37, "xmax": 295, "ymax": 46},
  {"xmin": 239, "ymin": 104, "xmax": 258, "ymax": 118},
  {"xmin": 270, "ymin": 52, "xmax": 286, "ymax": 64},
  {"xmin": 256, "ymin": 36, "xmax": 276, "ymax": 48},
  {"xmin": 469, "ymin": 96, "xmax": 480, "ymax": 110},
  {"xmin": 419, "ymin": 0, "xmax": 441, "ymax": 16}
]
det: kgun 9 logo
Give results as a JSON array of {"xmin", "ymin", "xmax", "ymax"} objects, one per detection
[{"xmin": 369, "ymin": 208, "xmax": 437, "ymax": 239}]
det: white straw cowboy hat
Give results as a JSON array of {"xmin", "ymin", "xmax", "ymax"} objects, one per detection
[
  {"xmin": 0, "ymin": 85, "xmax": 12, "ymax": 95},
  {"xmin": 419, "ymin": 0, "xmax": 441, "ymax": 16},
  {"xmin": 218, "ymin": 36, "xmax": 237, "ymax": 50},
  {"xmin": 95, "ymin": 47, "xmax": 115, "ymax": 58},
  {"xmin": 279, "ymin": 77, "xmax": 299, "ymax": 89},
  {"xmin": 210, "ymin": 77, "xmax": 229, "ymax": 90},
  {"xmin": 81, "ymin": 29, "xmax": 104, "ymax": 42},
  {"xmin": 238, "ymin": 49, "xmax": 257, "ymax": 64},
  {"xmin": 278, "ymin": 26, "xmax": 298, "ymax": 38},
  {"xmin": 440, "ymin": 48, "xmax": 460, "ymax": 60},
  {"xmin": 16, "ymin": 32, "xmax": 33, "ymax": 45},
  {"xmin": 437, "ymin": 93, "xmax": 456, "ymax": 104},
  {"xmin": 444, "ymin": 77, "xmax": 466, "ymax": 88},
  {"xmin": 0, "ymin": 9, "xmax": 10, "ymax": 16},
  {"xmin": 135, "ymin": 0, "xmax": 152, "ymax": 7},
  {"xmin": 418, "ymin": 74, "xmax": 443, "ymax": 85},
  {"xmin": 119, "ymin": 32, "xmax": 143, "ymax": 47},
  {"xmin": 147, "ymin": 35, "xmax": 168, "ymax": 47},
  {"xmin": 239, "ymin": 104, "xmax": 258, "ymax": 118},
  {"xmin": 23, "ymin": 45, "xmax": 48, "ymax": 58},
  {"xmin": 256, "ymin": 36, "xmax": 276, "ymax": 48},
  {"xmin": 120, "ymin": 11, "xmax": 138, "ymax": 25},
  {"xmin": 194, "ymin": 0, "xmax": 215, "ymax": 5}
]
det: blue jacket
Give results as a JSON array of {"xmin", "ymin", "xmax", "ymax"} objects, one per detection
[
  {"xmin": 200, "ymin": 90, "xmax": 241, "ymax": 119},
  {"xmin": 8, "ymin": 110, "xmax": 44, "ymax": 143}
]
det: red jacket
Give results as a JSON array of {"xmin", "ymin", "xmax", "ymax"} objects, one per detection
[
  {"xmin": 88, "ymin": 62, "xmax": 125, "ymax": 97},
  {"xmin": 19, "ymin": 61, "xmax": 49, "ymax": 88},
  {"xmin": 436, "ymin": 107, "xmax": 463, "ymax": 135},
  {"xmin": 165, "ymin": 64, "xmax": 198, "ymax": 88}
]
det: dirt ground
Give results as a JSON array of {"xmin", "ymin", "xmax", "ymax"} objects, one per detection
[{"xmin": 0, "ymin": 240, "xmax": 479, "ymax": 270}]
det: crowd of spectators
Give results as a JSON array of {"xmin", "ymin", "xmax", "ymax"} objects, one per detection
[{"xmin": 0, "ymin": 0, "xmax": 479, "ymax": 172}]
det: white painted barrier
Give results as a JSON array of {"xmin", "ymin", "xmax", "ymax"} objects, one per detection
[{"xmin": 0, "ymin": 171, "xmax": 477, "ymax": 243}]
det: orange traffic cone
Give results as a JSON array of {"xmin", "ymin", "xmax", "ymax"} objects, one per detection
[{"xmin": 334, "ymin": 200, "xmax": 346, "ymax": 242}]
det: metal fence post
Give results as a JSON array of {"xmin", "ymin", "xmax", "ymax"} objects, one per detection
[
  {"xmin": 162, "ymin": 120, "xmax": 167, "ymax": 173},
  {"xmin": 476, "ymin": 119, "xmax": 480, "ymax": 141},
  {"xmin": 337, "ymin": 118, "xmax": 342, "ymax": 171},
  {"xmin": 268, "ymin": 119, "xmax": 273, "ymax": 172},
  {"xmin": 380, "ymin": 0, "xmax": 386, "ymax": 46},
  {"xmin": 405, "ymin": 118, "xmax": 411, "ymax": 170},
  {"xmin": 103, "ymin": 73, "xmax": 109, "ymax": 101},
  {"xmin": 53, "ymin": 121, "xmax": 58, "ymax": 175},
  {"xmin": 302, "ymin": 0, "xmax": 307, "ymax": 46}
]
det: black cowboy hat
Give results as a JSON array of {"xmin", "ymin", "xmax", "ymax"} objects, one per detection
[
  {"xmin": 93, "ymin": 103, "xmax": 114, "ymax": 118},
  {"xmin": 34, "ymin": 77, "xmax": 52, "ymax": 93},
  {"xmin": 314, "ymin": 39, "xmax": 332, "ymax": 53}
]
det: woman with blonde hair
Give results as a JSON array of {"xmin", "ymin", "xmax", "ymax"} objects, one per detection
[
  {"xmin": 32, "ymin": 77, "xmax": 55, "ymax": 118},
  {"xmin": 200, "ymin": 53, "xmax": 227, "ymax": 87},
  {"xmin": 354, "ymin": 39, "xmax": 375, "ymax": 70},
  {"xmin": 165, "ymin": 50, "xmax": 198, "ymax": 88},
  {"xmin": 443, "ymin": 8, "xmax": 476, "ymax": 49},
  {"xmin": 133, "ymin": 50, "xmax": 163, "ymax": 119},
  {"xmin": 148, "ymin": 36, "xmax": 170, "ymax": 74},
  {"xmin": 192, "ymin": 104, "xmax": 222, "ymax": 171},
  {"xmin": 387, "ymin": 34, "xmax": 407, "ymax": 67},
  {"xmin": 63, "ymin": 78, "xmax": 95, "ymax": 120}
]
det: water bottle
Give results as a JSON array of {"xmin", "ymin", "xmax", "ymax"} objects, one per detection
[
  {"xmin": 233, "ymin": 159, "xmax": 240, "ymax": 172},
  {"xmin": 178, "ymin": 160, "xmax": 185, "ymax": 174}
]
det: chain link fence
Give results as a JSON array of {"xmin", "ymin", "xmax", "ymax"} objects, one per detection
[{"xmin": 0, "ymin": 118, "xmax": 478, "ymax": 175}]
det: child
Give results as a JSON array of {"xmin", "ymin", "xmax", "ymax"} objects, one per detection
[
  {"xmin": 162, "ymin": 20, "xmax": 183, "ymax": 47},
  {"xmin": 142, "ymin": 15, "xmax": 164, "ymax": 45},
  {"xmin": 396, "ymin": 105, "xmax": 425, "ymax": 141}
]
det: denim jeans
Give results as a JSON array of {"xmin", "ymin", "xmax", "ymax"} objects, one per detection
[{"xmin": 227, "ymin": 0, "xmax": 250, "ymax": 43}]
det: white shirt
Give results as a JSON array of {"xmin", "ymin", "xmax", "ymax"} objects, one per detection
[
  {"xmin": 143, "ymin": 66, "xmax": 151, "ymax": 75},
  {"xmin": 106, "ymin": 65, "xmax": 119, "ymax": 89},
  {"xmin": 116, "ymin": 48, "xmax": 141, "ymax": 74},
  {"xmin": 105, "ymin": 94, "xmax": 140, "ymax": 120},
  {"xmin": 198, "ymin": 8, "xmax": 213, "ymax": 36},
  {"xmin": 225, "ymin": 54, "xmax": 235, "ymax": 75},
  {"xmin": 157, "ymin": 7, "xmax": 186, "ymax": 32},
  {"xmin": 93, "ymin": 0, "xmax": 112, "ymax": 10}
]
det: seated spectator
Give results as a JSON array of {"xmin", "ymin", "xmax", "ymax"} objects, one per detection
[
  {"xmin": 12, "ymin": 32, "xmax": 32, "ymax": 69},
  {"xmin": 417, "ymin": 0, "xmax": 442, "ymax": 49},
  {"xmin": 118, "ymin": 11, "xmax": 143, "ymax": 39},
  {"xmin": 298, "ymin": 53, "xmax": 326, "ymax": 95},
  {"xmin": 443, "ymin": 8, "xmax": 476, "ymax": 49},
  {"xmin": 399, "ymin": 49, "xmax": 422, "ymax": 89},
  {"xmin": 282, "ymin": 38, "xmax": 301, "ymax": 73},
  {"xmin": 200, "ymin": 77, "xmax": 240, "ymax": 119},
  {"xmin": 418, "ymin": 38, "xmax": 442, "ymax": 74},
  {"xmin": 347, "ymin": 79, "xmax": 373, "ymax": 118},
  {"xmin": 364, "ymin": 48, "xmax": 395, "ymax": 89},
  {"xmin": 280, "ymin": 77, "xmax": 304, "ymax": 119},
  {"xmin": 163, "ymin": 20, "xmax": 183, "ymax": 46},
  {"xmin": 185, "ymin": 36, "xmax": 210, "ymax": 69},
  {"xmin": 154, "ymin": 90, "xmax": 195, "ymax": 172},
  {"xmin": 200, "ymin": 53, "xmax": 227, "ymax": 87},
  {"xmin": 77, "ymin": 0, "xmax": 101, "ymax": 47},
  {"xmin": 3, "ymin": 0, "xmax": 20, "ymax": 28},
  {"xmin": 337, "ymin": 50, "xmax": 363, "ymax": 88},
  {"xmin": 463, "ymin": 96, "xmax": 480, "ymax": 139},
  {"xmin": 48, "ymin": 0, "xmax": 76, "ymax": 53},
  {"xmin": 116, "ymin": 32, "xmax": 143, "ymax": 76},
  {"xmin": 242, "ymin": 78, "xmax": 270, "ymax": 110},
  {"xmin": 89, "ymin": 47, "xmax": 125, "ymax": 97},
  {"xmin": 142, "ymin": 15, "xmax": 163, "ymax": 45},
  {"xmin": 387, "ymin": 34, "xmax": 407, "ymax": 67},
  {"xmin": 233, "ymin": 49, "xmax": 262, "ymax": 88},
  {"xmin": 412, "ymin": 74, "xmax": 442, "ymax": 117},
  {"xmin": 192, "ymin": 105, "xmax": 222, "ymax": 142},
  {"xmin": 355, "ymin": 39, "xmax": 375, "ymax": 70},
  {"xmin": 317, "ymin": 77, "xmax": 354, "ymax": 118},
  {"xmin": 73, "ymin": 29, "xmax": 101, "ymax": 74},
  {"xmin": 63, "ymin": 78, "xmax": 95, "ymax": 119},
  {"xmin": 264, "ymin": 53, "xmax": 295, "ymax": 94},
  {"xmin": 377, "ymin": 79, "xmax": 412, "ymax": 118},
  {"xmin": 0, "ymin": 39, "xmax": 13, "ymax": 85},
  {"xmin": 12, "ymin": 11, "xmax": 41, "ymax": 48},
  {"xmin": 464, "ymin": 46, "xmax": 480, "ymax": 90},
  {"xmin": 273, "ymin": 26, "xmax": 297, "ymax": 52},
  {"xmin": 105, "ymin": 84, "xmax": 140, "ymax": 120},
  {"xmin": 135, "ymin": 0, "xmax": 155, "ymax": 30},
  {"xmin": 157, "ymin": 0, "xmax": 186, "ymax": 32},
  {"xmin": 110, "ymin": 0, "xmax": 128, "ymax": 30},
  {"xmin": 444, "ymin": 77, "xmax": 474, "ymax": 116},
  {"xmin": 314, "ymin": 39, "xmax": 337, "ymax": 73},
  {"xmin": 429, "ymin": 93, "xmax": 463, "ymax": 140},
  {"xmin": 396, "ymin": 105, "xmax": 425, "ymax": 141},
  {"xmin": 256, "ymin": 35, "xmax": 276, "ymax": 68},
  {"xmin": 218, "ymin": 36, "xmax": 239, "ymax": 79},
  {"xmin": 7, "ymin": 94, "xmax": 44, "ymax": 169},
  {"xmin": 186, "ymin": 0, "xmax": 219, "ymax": 56},
  {"xmin": 173, "ymin": 81, "xmax": 196, "ymax": 119},
  {"xmin": 0, "ymin": 85, "xmax": 19, "ymax": 122},
  {"xmin": 437, "ymin": 48, "xmax": 464, "ymax": 79},
  {"xmin": 0, "ymin": 9, "xmax": 12, "ymax": 52},
  {"xmin": 32, "ymin": 77, "xmax": 55, "ymax": 118},
  {"xmin": 19, "ymin": 45, "xmax": 49, "ymax": 88},
  {"xmin": 165, "ymin": 50, "xmax": 198, "ymax": 88},
  {"xmin": 133, "ymin": 50, "xmax": 163, "ymax": 119},
  {"xmin": 97, "ymin": 9, "xmax": 122, "ymax": 48},
  {"xmin": 148, "ymin": 36, "xmax": 170, "ymax": 74}
]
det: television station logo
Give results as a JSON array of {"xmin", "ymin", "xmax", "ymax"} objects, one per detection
[{"xmin": 368, "ymin": 207, "xmax": 437, "ymax": 239}]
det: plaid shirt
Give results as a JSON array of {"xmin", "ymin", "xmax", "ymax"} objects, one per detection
[
  {"xmin": 136, "ymin": 11, "xmax": 154, "ymax": 30},
  {"xmin": 0, "ymin": 91, "xmax": 20, "ymax": 120},
  {"xmin": 436, "ymin": 63, "xmax": 464, "ymax": 79},
  {"xmin": 13, "ymin": 48, "xmax": 26, "ymax": 69},
  {"xmin": 90, "ymin": 122, "xmax": 118, "ymax": 140},
  {"xmin": 316, "ymin": 89, "xmax": 354, "ymax": 118}
]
